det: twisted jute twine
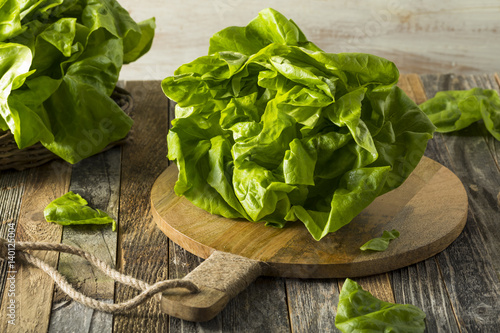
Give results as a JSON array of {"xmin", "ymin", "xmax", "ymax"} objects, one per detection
[{"xmin": 0, "ymin": 237, "xmax": 200, "ymax": 313}]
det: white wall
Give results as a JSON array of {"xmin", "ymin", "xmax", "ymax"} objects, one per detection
[{"xmin": 119, "ymin": 0, "xmax": 500, "ymax": 81}]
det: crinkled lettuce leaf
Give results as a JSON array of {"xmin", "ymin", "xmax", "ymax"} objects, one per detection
[
  {"xmin": 0, "ymin": 0, "xmax": 155, "ymax": 163},
  {"xmin": 420, "ymin": 87, "xmax": 500, "ymax": 141},
  {"xmin": 44, "ymin": 191, "xmax": 116, "ymax": 231},
  {"xmin": 360, "ymin": 229, "xmax": 400, "ymax": 252},
  {"xmin": 209, "ymin": 8, "xmax": 322, "ymax": 56},
  {"xmin": 162, "ymin": 8, "xmax": 435, "ymax": 240},
  {"xmin": 335, "ymin": 278, "xmax": 426, "ymax": 332}
]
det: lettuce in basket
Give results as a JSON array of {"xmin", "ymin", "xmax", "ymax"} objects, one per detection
[
  {"xmin": 0, "ymin": 0, "xmax": 155, "ymax": 164},
  {"xmin": 162, "ymin": 8, "xmax": 435, "ymax": 240}
]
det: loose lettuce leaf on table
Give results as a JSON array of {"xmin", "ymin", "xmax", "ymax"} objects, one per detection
[
  {"xmin": 0, "ymin": 0, "xmax": 155, "ymax": 163},
  {"xmin": 360, "ymin": 229, "xmax": 400, "ymax": 252},
  {"xmin": 162, "ymin": 8, "xmax": 435, "ymax": 240},
  {"xmin": 335, "ymin": 278, "xmax": 426, "ymax": 332},
  {"xmin": 420, "ymin": 87, "xmax": 500, "ymax": 141},
  {"xmin": 44, "ymin": 191, "xmax": 116, "ymax": 231}
]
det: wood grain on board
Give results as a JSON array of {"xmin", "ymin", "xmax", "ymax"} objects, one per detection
[
  {"xmin": 0, "ymin": 162, "xmax": 72, "ymax": 333},
  {"xmin": 150, "ymin": 74, "xmax": 474, "ymax": 326},
  {"xmin": 168, "ymin": 243, "xmax": 291, "ymax": 331},
  {"xmin": 151, "ymin": 155, "xmax": 468, "ymax": 279}
]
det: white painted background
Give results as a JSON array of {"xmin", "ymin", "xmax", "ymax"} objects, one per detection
[{"xmin": 119, "ymin": 0, "xmax": 500, "ymax": 81}]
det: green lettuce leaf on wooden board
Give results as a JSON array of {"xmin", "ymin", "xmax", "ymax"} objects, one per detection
[
  {"xmin": 419, "ymin": 87, "xmax": 500, "ymax": 141},
  {"xmin": 44, "ymin": 191, "xmax": 116, "ymax": 231},
  {"xmin": 360, "ymin": 229, "xmax": 400, "ymax": 252},
  {"xmin": 0, "ymin": 0, "xmax": 155, "ymax": 164},
  {"xmin": 162, "ymin": 8, "xmax": 435, "ymax": 240},
  {"xmin": 335, "ymin": 278, "xmax": 426, "ymax": 332}
]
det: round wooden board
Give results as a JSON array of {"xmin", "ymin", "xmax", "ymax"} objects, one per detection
[{"xmin": 151, "ymin": 156, "xmax": 468, "ymax": 278}]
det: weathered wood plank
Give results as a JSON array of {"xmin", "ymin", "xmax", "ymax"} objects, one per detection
[
  {"xmin": 0, "ymin": 161, "xmax": 72, "ymax": 332},
  {"xmin": 113, "ymin": 80, "xmax": 171, "ymax": 332},
  {"xmin": 466, "ymin": 74, "xmax": 500, "ymax": 170},
  {"xmin": 286, "ymin": 278, "xmax": 340, "ymax": 333},
  {"xmin": 119, "ymin": 0, "xmax": 500, "ymax": 80},
  {"xmin": 166, "ymin": 94, "xmax": 290, "ymax": 332},
  {"xmin": 432, "ymin": 226, "xmax": 500, "ymax": 331},
  {"xmin": 391, "ymin": 74, "xmax": 461, "ymax": 333},
  {"xmin": 421, "ymin": 74, "xmax": 500, "ymax": 279},
  {"xmin": 48, "ymin": 146, "xmax": 121, "ymax": 333},
  {"xmin": 419, "ymin": 73, "xmax": 500, "ymax": 331},
  {"xmin": 165, "ymin": 96, "xmax": 224, "ymax": 332},
  {"xmin": 0, "ymin": 170, "xmax": 28, "ymax": 307},
  {"xmin": 356, "ymin": 274, "xmax": 395, "ymax": 303},
  {"xmin": 391, "ymin": 259, "xmax": 461, "ymax": 333},
  {"xmin": 406, "ymin": 73, "xmax": 429, "ymax": 105},
  {"xmin": 168, "ymin": 243, "xmax": 223, "ymax": 332},
  {"xmin": 219, "ymin": 277, "xmax": 290, "ymax": 332},
  {"xmin": 166, "ymin": 200, "xmax": 290, "ymax": 332},
  {"xmin": 286, "ymin": 273, "xmax": 394, "ymax": 331},
  {"xmin": 336, "ymin": 274, "xmax": 395, "ymax": 304},
  {"xmin": 48, "ymin": 300, "xmax": 113, "ymax": 333}
]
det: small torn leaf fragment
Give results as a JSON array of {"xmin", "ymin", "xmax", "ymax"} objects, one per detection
[
  {"xmin": 335, "ymin": 278, "xmax": 426, "ymax": 333},
  {"xmin": 360, "ymin": 229, "xmax": 400, "ymax": 252},
  {"xmin": 44, "ymin": 191, "xmax": 116, "ymax": 231}
]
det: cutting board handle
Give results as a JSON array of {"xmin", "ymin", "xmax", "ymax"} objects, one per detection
[{"xmin": 160, "ymin": 250, "xmax": 266, "ymax": 322}]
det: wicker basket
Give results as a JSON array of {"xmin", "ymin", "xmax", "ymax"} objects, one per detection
[{"xmin": 0, "ymin": 86, "xmax": 133, "ymax": 171}]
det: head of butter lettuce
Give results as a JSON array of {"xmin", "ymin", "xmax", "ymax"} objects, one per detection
[
  {"xmin": 162, "ymin": 8, "xmax": 435, "ymax": 240},
  {"xmin": 0, "ymin": 0, "xmax": 155, "ymax": 164}
]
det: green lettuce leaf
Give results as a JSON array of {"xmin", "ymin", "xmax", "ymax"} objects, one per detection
[
  {"xmin": 0, "ymin": 0, "xmax": 155, "ymax": 163},
  {"xmin": 360, "ymin": 229, "xmax": 400, "ymax": 251},
  {"xmin": 335, "ymin": 278, "xmax": 426, "ymax": 332},
  {"xmin": 419, "ymin": 87, "xmax": 500, "ymax": 141},
  {"xmin": 44, "ymin": 191, "xmax": 116, "ymax": 231},
  {"xmin": 209, "ymin": 8, "xmax": 321, "ymax": 56},
  {"xmin": 123, "ymin": 17, "xmax": 156, "ymax": 64},
  {"xmin": 0, "ymin": 0, "xmax": 24, "ymax": 42},
  {"xmin": 162, "ymin": 8, "xmax": 435, "ymax": 240}
]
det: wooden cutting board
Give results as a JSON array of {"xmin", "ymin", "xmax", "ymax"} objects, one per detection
[
  {"xmin": 150, "ymin": 156, "xmax": 468, "ymax": 321},
  {"xmin": 151, "ymin": 156, "xmax": 467, "ymax": 278}
]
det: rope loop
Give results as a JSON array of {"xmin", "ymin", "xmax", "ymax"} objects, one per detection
[{"xmin": 0, "ymin": 237, "xmax": 199, "ymax": 313}]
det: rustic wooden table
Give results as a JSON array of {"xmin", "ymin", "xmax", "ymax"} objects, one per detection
[{"xmin": 1, "ymin": 74, "xmax": 499, "ymax": 332}]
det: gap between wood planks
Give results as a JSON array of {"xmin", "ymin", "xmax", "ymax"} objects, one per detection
[
  {"xmin": 403, "ymin": 74, "xmax": 462, "ymax": 332},
  {"xmin": 0, "ymin": 170, "xmax": 28, "ymax": 305},
  {"xmin": 420, "ymin": 73, "xmax": 500, "ymax": 331},
  {"xmin": 1, "ymin": 74, "xmax": 499, "ymax": 332},
  {"xmin": 0, "ymin": 162, "xmax": 72, "ymax": 333},
  {"xmin": 47, "ymin": 147, "xmax": 121, "ymax": 333},
  {"xmin": 113, "ymin": 80, "xmax": 171, "ymax": 332}
]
